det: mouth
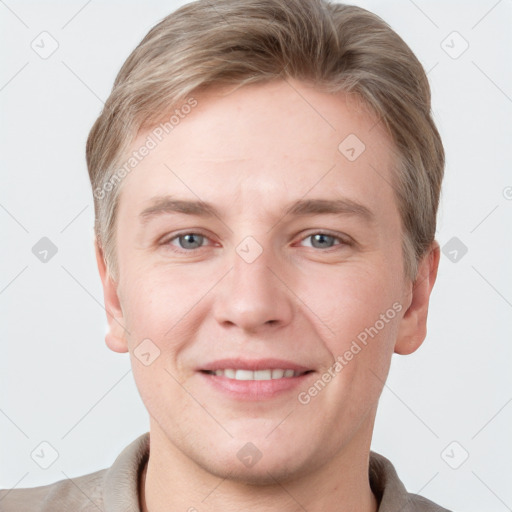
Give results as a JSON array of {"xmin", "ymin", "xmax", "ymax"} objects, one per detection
[
  {"xmin": 198, "ymin": 359, "xmax": 315, "ymax": 400},
  {"xmin": 201, "ymin": 368, "xmax": 310, "ymax": 380}
]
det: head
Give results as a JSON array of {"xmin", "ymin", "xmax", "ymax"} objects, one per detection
[{"xmin": 87, "ymin": 0, "xmax": 443, "ymax": 484}]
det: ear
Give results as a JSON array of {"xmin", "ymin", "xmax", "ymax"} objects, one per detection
[
  {"xmin": 95, "ymin": 239, "xmax": 129, "ymax": 353},
  {"xmin": 394, "ymin": 241, "xmax": 440, "ymax": 355}
]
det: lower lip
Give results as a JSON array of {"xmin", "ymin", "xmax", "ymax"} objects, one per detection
[{"xmin": 199, "ymin": 371, "xmax": 314, "ymax": 400}]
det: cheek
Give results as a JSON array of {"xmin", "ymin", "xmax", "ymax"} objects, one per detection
[
  {"xmin": 119, "ymin": 265, "xmax": 218, "ymax": 376},
  {"xmin": 121, "ymin": 267, "xmax": 198, "ymax": 336},
  {"xmin": 298, "ymin": 263, "xmax": 401, "ymax": 348}
]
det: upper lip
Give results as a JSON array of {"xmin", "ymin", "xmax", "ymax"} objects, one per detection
[{"xmin": 199, "ymin": 358, "xmax": 313, "ymax": 373}]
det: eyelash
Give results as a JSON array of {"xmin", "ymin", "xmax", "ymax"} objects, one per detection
[{"xmin": 160, "ymin": 230, "xmax": 351, "ymax": 254}]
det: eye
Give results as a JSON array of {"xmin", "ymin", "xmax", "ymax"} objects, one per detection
[
  {"xmin": 169, "ymin": 233, "xmax": 208, "ymax": 250},
  {"xmin": 300, "ymin": 233, "xmax": 347, "ymax": 249}
]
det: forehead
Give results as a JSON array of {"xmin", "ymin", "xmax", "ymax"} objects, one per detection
[{"xmin": 118, "ymin": 79, "xmax": 399, "ymax": 223}]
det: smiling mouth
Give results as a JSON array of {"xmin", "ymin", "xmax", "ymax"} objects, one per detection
[{"xmin": 202, "ymin": 369, "xmax": 312, "ymax": 380}]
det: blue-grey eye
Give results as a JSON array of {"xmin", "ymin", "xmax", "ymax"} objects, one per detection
[
  {"xmin": 177, "ymin": 233, "xmax": 205, "ymax": 249},
  {"xmin": 308, "ymin": 233, "xmax": 338, "ymax": 249}
]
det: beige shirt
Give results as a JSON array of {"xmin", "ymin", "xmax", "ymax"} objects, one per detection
[{"xmin": 0, "ymin": 433, "xmax": 450, "ymax": 511}]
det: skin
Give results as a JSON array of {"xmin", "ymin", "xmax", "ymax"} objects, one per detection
[{"xmin": 95, "ymin": 79, "xmax": 440, "ymax": 512}]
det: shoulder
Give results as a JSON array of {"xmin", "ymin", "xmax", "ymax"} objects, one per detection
[
  {"xmin": 370, "ymin": 451, "xmax": 452, "ymax": 512},
  {"xmin": 0, "ymin": 432, "xmax": 150, "ymax": 512},
  {"xmin": 0, "ymin": 469, "xmax": 106, "ymax": 512},
  {"xmin": 405, "ymin": 492, "xmax": 453, "ymax": 511}
]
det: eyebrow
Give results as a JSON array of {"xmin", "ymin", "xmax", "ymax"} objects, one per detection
[
  {"xmin": 139, "ymin": 197, "xmax": 220, "ymax": 224},
  {"xmin": 139, "ymin": 196, "xmax": 375, "ymax": 224},
  {"xmin": 285, "ymin": 198, "xmax": 374, "ymax": 222}
]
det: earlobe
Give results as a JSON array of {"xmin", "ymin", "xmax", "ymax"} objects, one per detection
[
  {"xmin": 94, "ymin": 239, "xmax": 129, "ymax": 354},
  {"xmin": 394, "ymin": 241, "xmax": 440, "ymax": 355}
]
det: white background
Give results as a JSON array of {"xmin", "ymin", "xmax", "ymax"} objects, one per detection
[{"xmin": 1, "ymin": 1, "xmax": 511, "ymax": 511}]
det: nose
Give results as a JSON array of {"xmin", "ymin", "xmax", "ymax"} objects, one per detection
[{"xmin": 212, "ymin": 244, "xmax": 295, "ymax": 334}]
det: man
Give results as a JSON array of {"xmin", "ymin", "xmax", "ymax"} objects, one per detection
[{"xmin": 1, "ymin": 0, "xmax": 449, "ymax": 510}]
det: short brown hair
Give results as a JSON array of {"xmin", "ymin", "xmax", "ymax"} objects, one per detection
[{"xmin": 86, "ymin": 0, "xmax": 444, "ymax": 282}]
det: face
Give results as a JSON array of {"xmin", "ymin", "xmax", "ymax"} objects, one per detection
[{"xmin": 97, "ymin": 79, "xmax": 438, "ymax": 483}]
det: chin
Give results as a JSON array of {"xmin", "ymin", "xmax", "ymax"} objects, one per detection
[
  {"xmin": 189, "ymin": 438, "xmax": 322, "ymax": 487},
  {"xmin": 198, "ymin": 456, "xmax": 307, "ymax": 486}
]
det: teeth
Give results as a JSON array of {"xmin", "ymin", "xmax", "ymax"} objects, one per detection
[
  {"xmin": 235, "ymin": 369, "xmax": 253, "ymax": 381},
  {"xmin": 271, "ymin": 369, "xmax": 284, "ymax": 379},
  {"xmin": 255, "ymin": 369, "xmax": 272, "ymax": 380},
  {"xmin": 210, "ymin": 369, "xmax": 301, "ymax": 380}
]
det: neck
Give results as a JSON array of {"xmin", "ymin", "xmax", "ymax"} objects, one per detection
[{"xmin": 140, "ymin": 420, "xmax": 378, "ymax": 512}]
